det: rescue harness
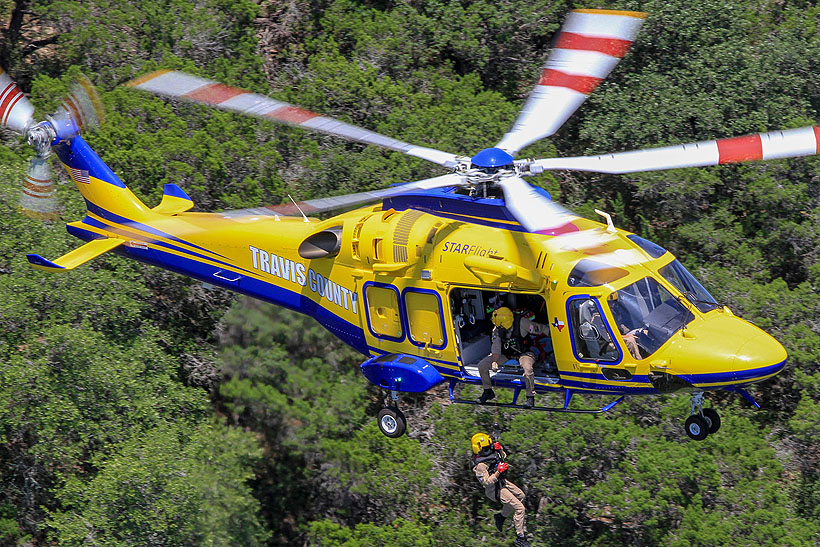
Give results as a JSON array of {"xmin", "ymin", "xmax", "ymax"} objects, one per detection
[
  {"xmin": 500, "ymin": 315, "xmax": 532, "ymax": 358},
  {"xmin": 470, "ymin": 449, "xmax": 507, "ymax": 501}
]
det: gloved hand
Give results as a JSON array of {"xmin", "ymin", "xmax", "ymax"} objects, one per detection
[
  {"xmin": 493, "ymin": 442, "xmax": 502, "ymax": 451},
  {"xmin": 496, "ymin": 462, "xmax": 509, "ymax": 474}
]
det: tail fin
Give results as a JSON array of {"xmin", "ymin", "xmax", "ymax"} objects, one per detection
[
  {"xmin": 52, "ymin": 135, "xmax": 150, "ymax": 220},
  {"xmin": 152, "ymin": 183, "xmax": 194, "ymax": 214}
]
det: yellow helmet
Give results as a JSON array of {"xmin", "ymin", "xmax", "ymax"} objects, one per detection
[
  {"xmin": 471, "ymin": 432, "xmax": 492, "ymax": 455},
  {"xmin": 492, "ymin": 307, "xmax": 514, "ymax": 329}
]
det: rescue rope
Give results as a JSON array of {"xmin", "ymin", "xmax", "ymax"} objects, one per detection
[{"xmin": 492, "ymin": 365, "xmax": 500, "ymax": 435}]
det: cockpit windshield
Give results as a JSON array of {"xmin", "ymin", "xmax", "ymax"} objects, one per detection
[
  {"xmin": 659, "ymin": 260, "xmax": 719, "ymax": 313},
  {"xmin": 607, "ymin": 276, "xmax": 694, "ymax": 359}
]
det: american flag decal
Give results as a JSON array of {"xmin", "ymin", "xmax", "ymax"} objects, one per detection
[{"xmin": 70, "ymin": 167, "xmax": 91, "ymax": 184}]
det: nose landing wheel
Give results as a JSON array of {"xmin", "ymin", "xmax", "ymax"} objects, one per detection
[
  {"xmin": 684, "ymin": 392, "xmax": 720, "ymax": 441},
  {"xmin": 685, "ymin": 414, "xmax": 709, "ymax": 440}
]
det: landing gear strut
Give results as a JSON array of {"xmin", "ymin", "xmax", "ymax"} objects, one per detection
[
  {"xmin": 377, "ymin": 390, "xmax": 407, "ymax": 438},
  {"xmin": 684, "ymin": 392, "xmax": 720, "ymax": 441}
]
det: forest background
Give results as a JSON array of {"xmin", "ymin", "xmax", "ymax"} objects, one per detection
[{"xmin": 1, "ymin": 0, "xmax": 819, "ymax": 545}]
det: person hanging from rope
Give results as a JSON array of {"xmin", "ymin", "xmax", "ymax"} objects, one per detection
[
  {"xmin": 470, "ymin": 432, "xmax": 530, "ymax": 547},
  {"xmin": 476, "ymin": 306, "xmax": 550, "ymax": 408}
]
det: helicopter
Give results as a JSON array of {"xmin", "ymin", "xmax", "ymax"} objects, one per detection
[{"xmin": 7, "ymin": 8, "xmax": 801, "ymax": 441}]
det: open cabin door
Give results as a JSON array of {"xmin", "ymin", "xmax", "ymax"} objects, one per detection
[{"xmin": 449, "ymin": 288, "xmax": 557, "ymax": 379}]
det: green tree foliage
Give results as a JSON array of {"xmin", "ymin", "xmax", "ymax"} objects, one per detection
[
  {"xmin": 306, "ymin": 518, "xmax": 433, "ymax": 547},
  {"xmin": 1, "ymin": 0, "xmax": 820, "ymax": 545},
  {"xmin": 48, "ymin": 421, "xmax": 269, "ymax": 546},
  {"xmin": 0, "ymin": 142, "xmax": 268, "ymax": 542},
  {"xmin": 33, "ymin": 0, "xmax": 262, "ymax": 85}
]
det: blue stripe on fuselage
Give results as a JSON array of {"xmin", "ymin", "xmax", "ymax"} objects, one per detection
[
  {"xmin": 683, "ymin": 359, "xmax": 787, "ymax": 385},
  {"xmin": 560, "ymin": 370, "xmax": 651, "ymax": 383},
  {"xmin": 84, "ymin": 200, "xmax": 228, "ymax": 260},
  {"xmin": 79, "ymin": 215, "xmax": 253, "ymax": 274},
  {"xmin": 558, "ymin": 378, "xmax": 656, "ymax": 394}
]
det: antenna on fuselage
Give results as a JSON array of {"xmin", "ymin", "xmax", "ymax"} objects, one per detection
[
  {"xmin": 288, "ymin": 194, "xmax": 309, "ymax": 223},
  {"xmin": 594, "ymin": 209, "xmax": 616, "ymax": 233}
]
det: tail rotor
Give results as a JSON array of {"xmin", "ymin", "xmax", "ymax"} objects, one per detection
[
  {"xmin": 1, "ymin": 68, "xmax": 104, "ymax": 220},
  {"xmin": 20, "ymin": 156, "xmax": 58, "ymax": 220},
  {"xmin": 49, "ymin": 75, "xmax": 104, "ymax": 141}
]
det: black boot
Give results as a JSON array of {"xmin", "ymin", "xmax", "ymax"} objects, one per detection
[
  {"xmin": 477, "ymin": 389, "xmax": 495, "ymax": 404},
  {"xmin": 522, "ymin": 395, "xmax": 535, "ymax": 408},
  {"xmin": 514, "ymin": 535, "xmax": 531, "ymax": 547},
  {"xmin": 494, "ymin": 512, "xmax": 505, "ymax": 532}
]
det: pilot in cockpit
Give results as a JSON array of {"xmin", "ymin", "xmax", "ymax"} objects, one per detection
[{"xmin": 608, "ymin": 294, "xmax": 646, "ymax": 360}]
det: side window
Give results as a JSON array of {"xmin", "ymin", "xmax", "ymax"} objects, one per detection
[
  {"xmin": 404, "ymin": 290, "xmax": 445, "ymax": 348},
  {"xmin": 568, "ymin": 298, "xmax": 619, "ymax": 362},
  {"xmin": 365, "ymin": 284, "xmax": 403, "ymax": 339}
]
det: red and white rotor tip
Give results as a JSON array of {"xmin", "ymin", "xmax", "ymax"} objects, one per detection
[
  {"xmin": 496, "ymin": 9, "xmax": 647, "ymax": 154},
  {"xmin": 0, "ymin": 67, "xmax": 35, "ymax": 134}
]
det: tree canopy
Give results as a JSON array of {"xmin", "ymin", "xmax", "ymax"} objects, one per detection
[{"xmin": 1, "ymin": 0, "xmax": 819, "ymax": 545}]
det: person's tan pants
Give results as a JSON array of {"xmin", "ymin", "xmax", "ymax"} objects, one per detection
[
  {"xmin": 498, "ymin": 481, "xmax": 526, "ymax": 535},
  {"xmin": 478, "ymin": 353, "xmax": 536, "ymax": 396}
]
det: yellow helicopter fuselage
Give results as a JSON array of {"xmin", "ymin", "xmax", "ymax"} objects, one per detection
[{"xmin": 35, "ymin": 136, "xmax": 786, "ymax": 401}]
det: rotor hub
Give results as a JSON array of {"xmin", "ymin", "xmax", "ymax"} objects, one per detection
[
  {"xmin": 470, "ymin": 147, "xmax": 514, "ymax": 170},
  {"xmin": 27, "ymin": 122, "xmax": 56, "ymax": 158}
]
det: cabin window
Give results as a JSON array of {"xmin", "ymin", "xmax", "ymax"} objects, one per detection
[
  {"xmin": 567, "ymin": 259, "xmax": 628, "ymax": 288},
  {"xmin": 365, "ymin": 284, "xmax": 403, "ymax": 339},
  {"xmin": 404, "ymin": 289, "xmax": 445, "ymax": 348},
  {"xmin": 568, "ymin": 297, "xmax": 620, "ymax": 362},
  {"xmin": 627, "ymin": 235, "xmax": 667, "ymax": 259}
]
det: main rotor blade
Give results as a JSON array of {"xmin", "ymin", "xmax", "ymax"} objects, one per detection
[
  {"xmin": 496, "ymin": 9, "xmax": 646, "ymax": 155},
  {"xmin": 222, "ymin": 173, "xmax": 465, "ymax": 217},
  {"xmin": 498, "ymin": 176, "xmax": 655, "ymax": 268},
  {"xmin": 531, "ymin": 125, "xmax": 820, "ymax": 174},
  {"xmin": 497, "ymin": 175, "xmax": 579, "ymax": 235},
  {"xmin": 126, "ymin": 70, "xmax": 460, "ymax": 168},
  {"xmin": 0, "ymin": 67, "xmax": 35, "ymax": 133}
]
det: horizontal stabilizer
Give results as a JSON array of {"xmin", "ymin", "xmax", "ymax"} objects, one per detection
[
  {"xmin": 27, "ymin": 237, "xmax": 124, "ymax": 272},
  {"xmin": 152, "ymin": 183, "xmax": 194, "ymax": 214}
]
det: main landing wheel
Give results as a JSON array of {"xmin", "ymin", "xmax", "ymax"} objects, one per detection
[
  {"xmin": 701, "ymin": 408, "xmax": 721, "ymax": 434},
  {"xmin": 685, "ymin": 415, "xmax": 709, "ymax": 441},
  {"xmin": 377, "ymin": 407, "xmax": 407, "ymax": 438}
]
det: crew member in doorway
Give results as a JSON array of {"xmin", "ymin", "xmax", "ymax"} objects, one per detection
[
  {"xmin": 470, "ymin": 432, "xmax": 530, "ymax": 547},
  {"xmin": 477, "ymin": 306, "xmax": 550, "ymax": 408}
]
